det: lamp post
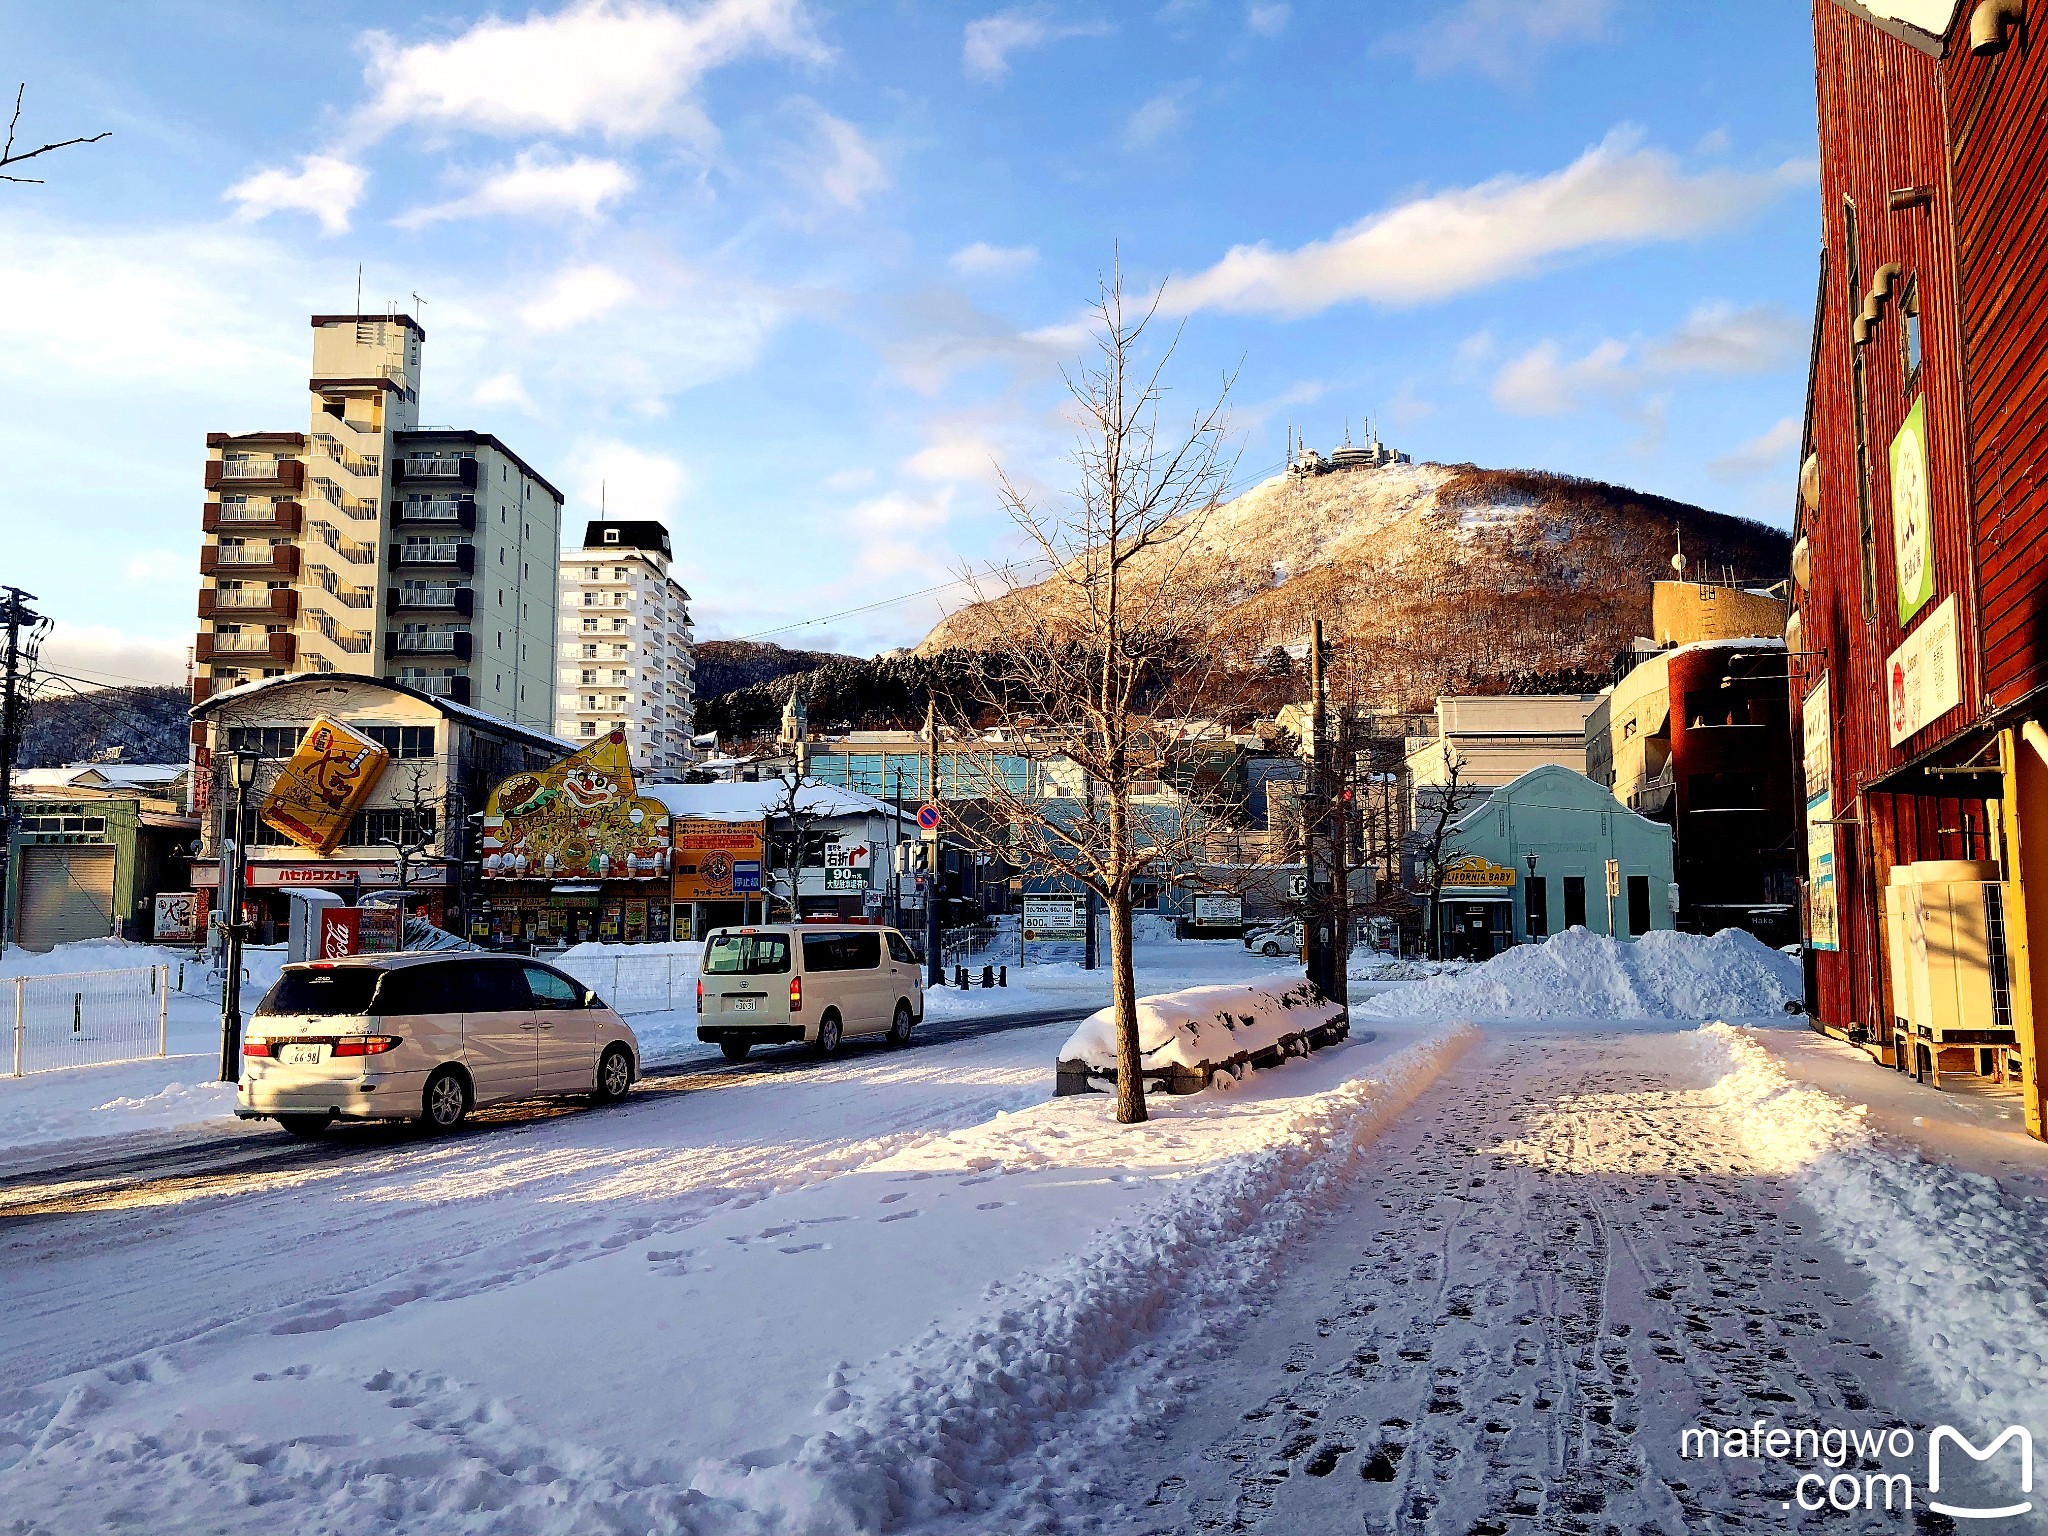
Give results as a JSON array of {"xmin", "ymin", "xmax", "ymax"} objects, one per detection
[
  {"xmin": 217, "ymin": 749, "xmax": 258, "ymax": 1083},
  {"xmin": 1524, "ymin": 851, "xmax": 1540, "ymax": 945}
]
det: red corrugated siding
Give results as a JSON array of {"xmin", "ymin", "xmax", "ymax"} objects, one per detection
[{"xmin": 1950, "ymin": 27, "xmax": 2048, "ymax": 709}]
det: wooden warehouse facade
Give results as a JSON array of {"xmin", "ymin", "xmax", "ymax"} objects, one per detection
[{"xmin": 1792, "ymin": 0, "xmax": 2047, "ymax": 1138}]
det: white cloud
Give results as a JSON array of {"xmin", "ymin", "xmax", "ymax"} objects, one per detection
[
  {"xmin": 1643, "ymin": 300, "xmax": 1804, "ymax": 375},
  {"xmin": 519, "ymin": 264, "xmax": 638, "ymax": 332},
  {"xmin": 821, "ymin": 466, "xmax": 876, "ymax": 492},
  {"xmin": 1384, "ymin": 0, "xmax": 1614, "ymax": 82},
  {"xmin": 963, "ymin": 7, "xmax": 1110, "ymax": 80},
  {"xmin": 1492, "ymin": 338, "xmax": 1633, "ymax": 416},
  {"xmin": 850, "ymin": 487, "xmax": 955, "ymax": 534},
  {"xmin": 471, "ymin": 370, "xmax": 538, "ymax": 414},
  {"xmin": 358, "ymin": 0, "xmax": 827, "ymax": 143},
  {"xmin": 904, "ymin": 431, "xmax": 1003, "ymax": 484},
  {"xmin": 1167, "ymin": 130, "xmax": 1811, "ymax": 318},
  {"xmin": 1492, "ymin": 303, "xmax": 1805, "ymax": 419},
  {"xmin": 567, "ymin": 438, "xmax": 690, "ymax": 523},
  {"xmin": 123, "ymin": 550, "xmax": 188, "ymax": 584},
  {"xmin": 1710, "ymin": 415, "xmax": 1802, "ymax": 482},
  {"xmin": 39, "ymin": 626, "xmax": 189, "ymax": 689},
  {"xmin": 1124, "ymin": 82, "xmax": 1196, "ymax": 152},
  {"xmin": 1247, "ymin": 2, "xmax": 1290, "ymax": 35},
  {"xmin": 395, "ymin": 149, "xmax": 636, "ymax": 227},
  {"xmin": 783, "ymin": 101, "xmax": 888, "ymax": 210},
  {"xmin": 949, "ymin": 241, "xmax": 1039, "ymax": 277},
  {"xmin": 224, "ymin": 154, "xmax": 365, "ymax": 235}
]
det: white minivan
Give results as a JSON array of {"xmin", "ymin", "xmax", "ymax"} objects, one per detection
[
  {"xmin": 239, "ymin": 952, "xmax": 641, "ymax": 1137},
  {"xmin": 696, "ymin": 923, "xmax": 924, "ymax": 1061}
]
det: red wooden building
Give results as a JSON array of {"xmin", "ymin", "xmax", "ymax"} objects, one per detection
[{"xmin": 1793, "ymin": 0, "xmax": 2046, "ymax": 1138}]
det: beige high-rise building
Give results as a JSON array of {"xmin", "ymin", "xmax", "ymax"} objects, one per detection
[
  {"xmin": 193, "ymin": 314, "xmax": 561, "ymax": 728},
  {"xmin": 554, "ymin": 520, "xmax": 697, "ymax": 772}
]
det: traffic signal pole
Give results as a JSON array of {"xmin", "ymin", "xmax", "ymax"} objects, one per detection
[{"xmin": 924, "ymin": 700, "xmax": 942, "ymax": 989}]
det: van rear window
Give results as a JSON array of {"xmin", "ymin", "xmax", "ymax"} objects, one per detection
[
  {"xmin": 704, "ymin": 934, "xmax": 790, "ymax": 975},
  {"xmin": 257, "ymin": 969, "xmax": 381, "ymax": 1017}
]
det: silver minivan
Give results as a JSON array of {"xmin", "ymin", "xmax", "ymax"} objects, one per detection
[
  {"xmin": 239, "ymin": 953, "xmax": 641, "ymax": 1136},
  {"xmin": 696, "ymin": 924, "xmax": 924, "ymax": 1061}
]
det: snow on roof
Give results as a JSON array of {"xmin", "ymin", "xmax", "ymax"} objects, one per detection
[
  {"xmin": 641, "ymin": 779, "xmax": 906, "ymax": 823},
  {"xmin": 1663, "ymin": 635, "xmax": 1785, "ymax": 662},
  {"xmin": 15, "ymin": 763, "xmax": 187, "ymax": 792},
  {"xmin": 191, "ymin": 672, "xmax": 575, "ymax": 753}
]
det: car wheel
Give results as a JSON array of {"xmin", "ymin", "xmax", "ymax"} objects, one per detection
[
  {"xmin": 887, "ymin": 1002, "xmax": 913, "ymax": 1046},
  {"xmin": 1261, "ymin": 941, "xmax": 1282, "ymax": 956},
  {"xmin": 277, "ymin": 1114, "xmax": 329, "ymax": 1140},
  {"xmin": 814, "ymin": 1012, "xmax": 843, "ymax": 1058},
  {"xmin": 719, "ymin": 1039, "xmax": 753, "ymax": 1062},
  {"xmin": 420, "ymin": 1067, "xmax": 469, "ymax": 1133},
  {"xmin": 593, "ymin": 1044, "xmax": 634, "ymax": 1104}
]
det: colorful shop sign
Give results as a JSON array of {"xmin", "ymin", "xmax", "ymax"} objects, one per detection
[
  {"xmin": 1889, "ymin": 396, "xmax": 1935, "ymax": 627},
  {"xmin": 1441, "ymin": 854, "xmax": 1518, "ymax": 889},
  {"xmin": 1807, "ymin": 793, "xmax": 1839, "ymax": 953},
  {"xmin": 673, "ymin": 818, "xmax": 767, "ymax": 901},
  {"xmin": 480, "ymin": 731, "xmax": 671, "ymax": 880},
  {"xmin": 1886, "ymin": 594, "xmax": 1963, "ymax": 747},
  {"xmin": 259, "ymin": 717, "xmax": 390, "ymax": 855},
  {"xmin": 1802, "ymin": 675, "xmax": 1833, "ymax": 812}
]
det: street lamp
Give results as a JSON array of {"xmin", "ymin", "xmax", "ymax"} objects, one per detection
[
  {"xmin": 1524, "ymin": 851, "xmax": 1540, "ymax": 945},
  {"xmin": 217, "ymin": 749, "xmax": 258, "ymax": 1083}
]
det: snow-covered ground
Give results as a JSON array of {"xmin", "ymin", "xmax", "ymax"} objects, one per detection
[{"xmin": 4, "ymin": 927, "xmax": 2043, "ymax": 1534}]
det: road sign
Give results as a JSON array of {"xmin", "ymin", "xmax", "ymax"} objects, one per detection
[
  {"xmin": 824, "ymin": 842, "xmax": 872, "ymax": 871},
  {"xmin": 1022, "ymin": 895, "xmax": 1086, "ymax": 943},
  {"xmin": 1287, "ymin": 874, "xmax": 1309, "ymax": 900},
  {"xmin": 916, "ymin": 803, "xmax": 941, "ymax": 832},
  {"xmin": 730, "ymin": 860, "xmax": 762, "ymax": 893}
]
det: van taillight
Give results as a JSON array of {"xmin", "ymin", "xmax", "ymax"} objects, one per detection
[
  {"xmin": 334, "ymin": 1036, "xmax": 401, "ymax": 1057},
  {"xmin": 243, "ymin": 1039, "xmax": 273, "ymax": 1058},
  {"xmin": 789, "ymin": 975, "xmax": 802, "ymax": 1012},
  {"xmin": 696, "ymin": 978, "xmax": 704, "ymax": 1013}
]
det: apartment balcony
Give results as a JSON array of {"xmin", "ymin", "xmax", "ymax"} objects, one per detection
[
  {"xmin": 385, "ymin": 585, "xmax": 475, "ymax": 618},
  {"xmin": 199, "ymin": 544, "xmax": 301, "ymax": 581},
  {"xmin": 396, "ymin": 456, "xmax": 479, "ymax": 489},
  {"xmin": 394, "ymin": 672, "xmax": 472, "ymax": 705},
  {"xmin": 388, "ymin": 541, "xmax": 476, "ymax": 574},
  {"xmin": 395, "ymin": 495, "xmax": 477, "ymax": 531},
  {"xmin": 204, "ymin": 457, "xmax": 305, "ymax": 493},
  {"xmin": 386, "ymin": 628, "xmax": 474, "ymax": 662},
  {"xmin": 194, "ymin": 631, "xmax": 297, "ymax": 667},
  {"xmin": 198, "ymin": 587, "xmax": 299, "ymax": 624},
  {"xmin": 203, "ymin": 500, "xmax": 303, "ymax": 536}
]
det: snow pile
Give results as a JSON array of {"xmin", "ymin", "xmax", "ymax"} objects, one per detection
[
  {"xmin": 1059, "ymin": 977, "xmax": 1343, "ymax": 1072},
  {"xmin": 709, "ymin": 1022, "xmax": 1477, "ymax": 1529},
  {"xmin": 0, "ymin": 938, "xmax": 197, "ymax": 979},
  {"xmin": 0, "ymin": 1064, "xmax": 238, "ymax": 1152},
  {"xmin": 1359, "ymin": 927, "xmax": 1800, "ymax": 1021},
  {"xmin": 1352, "ymin": 955, "xmax": 1471, "ymax": 983},
  {"xmin": 1696, "ymin": 1025, "xmax": 2048, "ymax": 1432},
  {"xmin": 558, "ymin": 938, "xmax": 704, "ymax": 964}
]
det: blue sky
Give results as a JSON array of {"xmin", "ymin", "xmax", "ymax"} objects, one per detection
[{"xmin": 0, "ymin": 0, "xmax": 1820, "ymax": 688}]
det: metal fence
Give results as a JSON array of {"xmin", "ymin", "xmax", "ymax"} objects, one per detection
[
  {"xmin": 552, "ymin": 951, "xmax": 698, "ymax": 1016},
  {"xmin": 10, "ymin": 966, "xmax": 171, "ymax": 1076}
]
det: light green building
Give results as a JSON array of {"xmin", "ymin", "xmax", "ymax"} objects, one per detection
[{"xmin": 1435, "ymin": 764, "xmax": 1675, "ymax": 959}]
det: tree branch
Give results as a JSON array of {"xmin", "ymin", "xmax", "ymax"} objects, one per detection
[{"xmin": 1, "ymin": 84, "xmax": 111, "ymax": 183}]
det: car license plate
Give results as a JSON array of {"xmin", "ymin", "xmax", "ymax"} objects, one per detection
[
  {"xmin": 729, "ymin": 998, "xmax": 757, "ymax": 1012},
  {"xmin": 281, "ymin": 1042, "xmax": 327, "ymax": 1065}
]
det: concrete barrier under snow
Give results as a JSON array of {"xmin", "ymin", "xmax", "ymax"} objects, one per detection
[{"xmin": 1055, "ymin": 978, "xmax": 1348, "ymax": 1096}]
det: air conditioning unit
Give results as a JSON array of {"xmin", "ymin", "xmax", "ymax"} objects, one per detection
[{"xmin": 1883, "ymin": 860, "xmax": 2017, "ymax": 1086}]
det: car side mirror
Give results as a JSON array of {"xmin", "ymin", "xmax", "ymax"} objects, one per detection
[{"xmin": 584, "ymin": 990, "xmax": 602, "ymax": 1009}]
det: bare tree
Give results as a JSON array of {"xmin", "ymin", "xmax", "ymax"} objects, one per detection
[
  {"xmin": 2, "ymin": 85, "xmax": 110, "ymax": 184},
  {"xmin": 941, "ymin": 263, "xmax": 1241, "ymax": 1125},
  {"xmin": 1408, "ymin": 751, "xmax": 1484, "ymax": 960},
  {"xmin": 762, "ymin": 767, "xmax": 830, "ymax": 923}
]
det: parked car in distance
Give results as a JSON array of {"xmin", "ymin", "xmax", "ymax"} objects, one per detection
[
  {"xmin": 239, "ymin": 953, "xmax": 640, "ymax": 1137},
  {"xmin": 1244, "ymin": 920, "xmax": 1301, "ymax": 958},
  {"xmin": 696, "ymin": 923, "xmax": 924, "ymax": 1061}
]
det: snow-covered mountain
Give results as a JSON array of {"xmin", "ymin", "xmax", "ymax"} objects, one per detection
[{"xmin": 923, "ymin": 462, "xmax": 1790, "ymax": 706}]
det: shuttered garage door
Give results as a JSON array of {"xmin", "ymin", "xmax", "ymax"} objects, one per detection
[{"xmin": 17, "ymin": 846, "xmax": 117, "ymax": 951}]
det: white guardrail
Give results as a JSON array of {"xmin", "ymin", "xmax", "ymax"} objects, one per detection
[
  {"xmin": 551, "ymin": 952, "xmax": 696, "ymax": 1016},
  {"xmin": 10, "ymin": 966, "xmax": 171, "ymax": 1076}
]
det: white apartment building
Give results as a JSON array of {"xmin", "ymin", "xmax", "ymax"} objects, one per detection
[
  {"xmin": 194, "ymin": 313, "xmax": 562, "ymax": 728},
  {"xmin": 554, "ymin": 521, "xmax": 697, "ymax": 772}
]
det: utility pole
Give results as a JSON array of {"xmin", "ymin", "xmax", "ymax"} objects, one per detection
[
  {"xmin": 1302, "ymin": 618, "xmax": 1331, "ymax": 994},
  {"xmin": 923, "ymin": 699, "xmax": 942, "ymax": 988},
  {"xmin": 889, "ymin": 762, "xmax": 902, "ymax": 930},
  {"xmin": 217, "ymin": 750, "xmax": 256, "ymax": 1081},
  {"xmin": 0, "ymin": 587, "xmax": 51, "ymax": 958}
]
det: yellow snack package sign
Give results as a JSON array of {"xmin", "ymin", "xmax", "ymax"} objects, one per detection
[
  {"xmin": 259, "ymin": 717, "xmax": 391, "ymax": 855},
  {"xmin": 480, "ymin": 730, "xmax": 673, "ymax": 880}
]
